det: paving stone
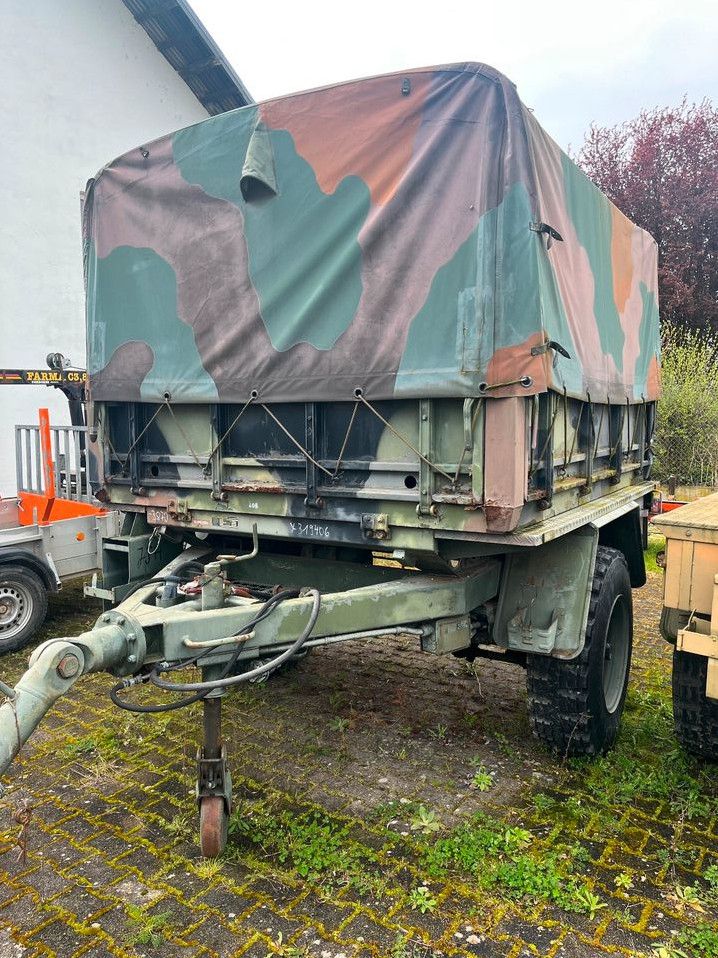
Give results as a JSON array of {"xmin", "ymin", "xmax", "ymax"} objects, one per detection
[
  {"xmin": 195, "ymin": 888, "xmax": 256, "ymax": 920},
  {"xmin": 26, "ymin": 919, "xmax": 92, "ymax": 955}
]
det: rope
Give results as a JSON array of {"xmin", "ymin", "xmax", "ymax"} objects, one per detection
[
  {"xmin": 592, "ymin": 401, "xmax": 606, "ymax": 461},
  {"xmin": 259, "ymin": 404, "xmax": 334, "ymax": 478},
  {"xmin": 354, "ymin": 392, "xmax": 455, "ymax": 484},
  {"xmin": 332, "ymin": 401, "xmax": 360, "ymax": 478},
  {"xmin": 529, "ymin": 394, "xmax": 560, "ymax": 480},
  {"xmin": 203, "ymin": 396, "xmax": 255, "ymax": 475},
  {"xmin": 162, "ymin": 401, "xmax": 205, "ymax": 471},
  {"xmin": 479, "ymin": 376, "xmax": 532, "ymax": 391},
  {"xmin": 565, "ymin": 402, "xmax": 584, "ymax": 469},
  {"xmin": 112, "ymin": 403, "xmax": 166, "ymax": 476}
]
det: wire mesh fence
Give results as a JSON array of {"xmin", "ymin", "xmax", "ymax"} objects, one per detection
[{"xmin": 653, "ymin": 417, "xmax": 718, "ymax": 493}]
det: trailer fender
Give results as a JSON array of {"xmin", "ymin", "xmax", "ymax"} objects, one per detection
[
  {"xmin": 596, "ymin": 505, "xmax": 646, "ymax": 588},
  {"xmin": 0, "ymin": 549, "xmax": 58, "ymax": 591},
  {"xmin": 494, "ymin": 526, "xmax": 598, "ymax": 658}
]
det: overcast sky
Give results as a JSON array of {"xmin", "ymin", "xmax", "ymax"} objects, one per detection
[{"xmin": 189, "ymin": 0, "xmax": 717, "ymax": 151}]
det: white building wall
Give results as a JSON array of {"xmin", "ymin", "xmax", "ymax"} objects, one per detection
[{"xmin": 0, "ymin": 0, "xmax": 209, "ymax": 495}]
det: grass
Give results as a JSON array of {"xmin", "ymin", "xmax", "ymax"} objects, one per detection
[{"xmin": 645, "ymin": 533, "xmax": 667, "ymax": 574}]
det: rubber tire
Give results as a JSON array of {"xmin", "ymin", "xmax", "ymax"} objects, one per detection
[
  {"xmin": 673, "ymin": 650, "xmax": 718, "ymax": 761},
  {"xmin": 199, "ymin": 795, "xmax": 228, "ymax": 858},
  {"xmin": 0, "ymin": 565, "xmax": 49, "ymax": 654},
  {"xmin": 526, "ymin": 546, "xmax": 633, "ymax": 758}
]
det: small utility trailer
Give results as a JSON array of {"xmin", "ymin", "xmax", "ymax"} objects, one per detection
[
  {"xmin": 654, "ymin": 495, "xmax": 718, "ymax": 759},
  {"xmin": 0, "ymin": 62, "xmax": 661, "ymax": 857},
  {"xmin": 0, "ymin": 407, "xmax": 119, "ymax": 652}
]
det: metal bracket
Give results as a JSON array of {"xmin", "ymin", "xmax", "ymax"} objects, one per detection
[
  {"xmin": 167, "ymin": 497, "xmax": 191, "ymax": 522},
  {"xmin": 530, "ymin": 340, "xmax": 571, "ymax": 360},
  {"xmin": 209, "ymin": 404, "xmax": 223, "ymax": 500},
  {"xmin": 361, "ymin": 513, "xmax": 390, "ymax": 541},
  {"xmin": 418, "ymin": 398, "xmax": 433, "ymax": 515},
  {"xmin": 421, "ymin": 615, "xmax": 471, "ymax": 654},
  {"xmin": 196, "ymin": 744, "xmax": 232, "ymax": 812},
  {"xmin": 506, "ymin": 607, "xmax": 559, "ymax": 653}
]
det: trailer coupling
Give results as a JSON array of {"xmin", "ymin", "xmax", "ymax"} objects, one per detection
[{"xmin": 0, "ymin": 614, "xmax": 140, "ymax": 775}]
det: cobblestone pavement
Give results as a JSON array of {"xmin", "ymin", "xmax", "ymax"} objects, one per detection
[{"xmin": 2, "ymin": 571, "xmax": 718, "ymax": 958}]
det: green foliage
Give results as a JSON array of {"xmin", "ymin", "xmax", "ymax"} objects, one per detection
[
  {"xmin": 654, "ymin": 324, "xmax": 718, "ymax": 486},
  {"xmin": 407, "ymin": 885, "xmax": 438, "ymax": 914},
  {"xmin": 492, "ymin": 854, "xmax": 567, "ymax": 902},
  {"xmin": 428, "ymin": 723, "xmax": 448, "ymax": 740},
  {"xmin": 264, "ymin": 933, "xmax": 311, "ymax": 958},
  {"xmin": 571, "ymin": 886, "xmax": 608, "ymax": 920},
  {"xmin": 368, "ymin": 798, "xmax": 422, "ymax": 825},
  {"xmin": 124, "ymin": 905, "xmax": 172, "ymax": 949},
  {"xmin": 328, "ymin": 717, "xmax": 350, "ymax": 733},
  {"xmin": 59, "ymin": 729, "xmax": 120, "ymax": 759},
  {"xmin": 531, "ymin": 793, "xmax": 556, "ymax": 814},
  {"xmin": 193, "ymin": 859, "xmax": 223, "ymax": 880},
  {"xmin": 704, "ymin": 865, "xmax": 718, "ymax": 888},
  {"xmin": 421, "ymin": 813, "xmax": 531, "ymax": 879},
  {"xmin": 470, "ymin": 765, "xmax": 494, "ymax": 792},
  {"xmin": 409, "ymin": 806, "xmax": 442, "ymax": 835},
  {"xmin": 572, "ymin": 678, "xmax": 718, "ymax": 820},
  {"xmin": 228, "ymin": 802, "xmax": 372, "ymax": 886},
  {"xmin": 645, "ymin": 533, "xmax": 666, "ymax": 574},
  {"xmin": 652, "ymin": 945, "xmax": 689, "ymax": 958},
  {"xmin": 677, "ymin": 923, "xmax": 718, "ymax": 958},
  {"xmin": 614, "ymin": 872, "xmax": 634, "ymax": 891}
]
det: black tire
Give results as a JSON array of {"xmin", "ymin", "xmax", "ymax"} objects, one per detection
[
  {"xmin": 0, "ymin": 565, "xmax": 49, "ymax": 654},
  {"xmin": 526, "ymin": 546, "xmax": 633, "ymax": 757},
  {"xmin": 673, "ymin": 650, "xmax": 718, "ymax": 761}
]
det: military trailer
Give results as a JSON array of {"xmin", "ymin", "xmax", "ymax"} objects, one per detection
[
  {"xmin": 0, "ymin": 63, "xmax": 660, "ymax": 856},
  {"xmin": 654, "ymin": 496, "xmax": 718, "ymax": 760}
]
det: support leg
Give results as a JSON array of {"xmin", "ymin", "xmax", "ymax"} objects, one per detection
[{"xmin": 197, "ymin": 692, "xmax": 231, "ymax": 858}]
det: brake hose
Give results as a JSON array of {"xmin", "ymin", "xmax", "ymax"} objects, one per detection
[
  {"xmin": 149, "ymin": 588, "xmax": 321, "ymax": 693},
  {"xmin": 109, "ymin": 588, "xmax": 310, "ymax": 712}
]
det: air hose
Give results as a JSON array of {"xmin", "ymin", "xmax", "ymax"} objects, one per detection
[
  {"xmin": 150, "ymin": 588, "xmax": 321, "ymax": 693},
  {"xmin": 109, "ymin": 587, "xmax": 319, "ymax": 711}
]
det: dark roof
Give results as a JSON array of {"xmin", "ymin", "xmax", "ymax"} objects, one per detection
[{"xmin": 121, "ymin": 0, "xmax": 253, "ymax": 114}]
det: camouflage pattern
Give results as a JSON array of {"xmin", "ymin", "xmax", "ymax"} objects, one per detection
[{"xmin": 84, "ymin": 62, "xmax": 660, "ymax": 407}]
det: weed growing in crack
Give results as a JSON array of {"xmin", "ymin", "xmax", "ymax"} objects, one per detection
[
  {"xmin": 470, "ymin": 765, "xmax": 493, "ymax": 792},
  {"xmin": 124, "ymin": 905, "xmax": 172, "ymax": 949},
  {"xmin": 407, "ymin": 885, "xmax": 438, "ymax": 914},
  {"xmin": 409, "ymin": 806, "xmax": 442, "ymax": 835}
]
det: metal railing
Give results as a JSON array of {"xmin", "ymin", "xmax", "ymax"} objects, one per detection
[{"xmin": 15, "ymin": 422, "xmax": 92, "ymax": 502}]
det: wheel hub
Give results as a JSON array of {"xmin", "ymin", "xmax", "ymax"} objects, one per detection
[
  {"xmin": 603, "ymin": 594, "xmax": 630, "ymax": 713},
  {"xmin": 0, "ymin": 584, "xmax": 31, "ymax": 636}
]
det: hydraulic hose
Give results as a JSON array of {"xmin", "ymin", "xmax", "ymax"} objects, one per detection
[
  {"xmin": 109, "ymin": 589, "xmax": 306, "ymax": 711},
  {"xmin": 149, "ymin": 588, "xmax": 321, "ymax": 693}
]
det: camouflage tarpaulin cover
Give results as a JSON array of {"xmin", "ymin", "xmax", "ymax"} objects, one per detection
[{"xmin": 84, "ymin": 62, "xmax": 660, "ymax": 405}]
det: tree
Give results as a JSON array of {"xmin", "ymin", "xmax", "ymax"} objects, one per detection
[{"xmin": 576, "ymin": 99, "xmax": 718, "ymax": 332}]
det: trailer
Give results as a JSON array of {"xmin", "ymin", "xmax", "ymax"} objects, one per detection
[
  {"xmin": 653, "ymin": 495, "xmax": 718, "ymax": 759},
  {"xmin": 0, "ymin": 407, "xmax": 120, "ymax": 652},
  {"xmin": 0, "ymin": 62, "xmax": 660, "ymax": 856}
]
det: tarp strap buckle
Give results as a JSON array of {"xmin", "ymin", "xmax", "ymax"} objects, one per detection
[{"xmin": 529, "ymin": 221, "xmax": 564, "ymax": 249}]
